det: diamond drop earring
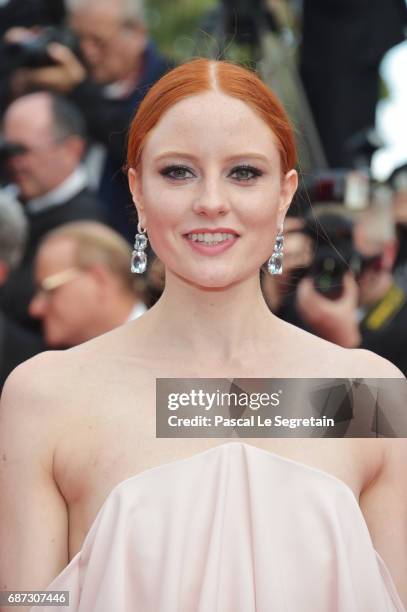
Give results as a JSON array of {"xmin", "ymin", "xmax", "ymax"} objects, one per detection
[
  {"xmin": 131, "ymin": 222, "xmax": 148, "ymax": 274},
  {"xmin": 267, "ymin": 229, "xmax": 284, "ymax": 275}
]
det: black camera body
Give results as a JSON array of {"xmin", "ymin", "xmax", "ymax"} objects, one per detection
[
  {"xmin": 302, "ymin": 213, "xmax": 361, "ymax": 300},
  {"xmin": 3, "ymin": 26, "xmax": 79, "ymax": 70}
]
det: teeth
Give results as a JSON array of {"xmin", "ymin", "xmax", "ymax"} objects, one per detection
[{"xmin": 187, "ymin": 232, "xmax": 236, "ymax": 244}]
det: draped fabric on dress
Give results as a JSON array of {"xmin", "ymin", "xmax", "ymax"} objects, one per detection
[{"xmin": 33, "ymin": 443, "xmax": 405, "ymax": 612}]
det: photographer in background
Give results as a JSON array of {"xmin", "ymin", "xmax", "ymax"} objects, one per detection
[
  {"xmin": 0, "ymin": 91, "xmax": 103, "ymax": 332},
  {"xmin": 0, "ymin": 0, "xmax": 65, "ymax": 112},
  {"xmin": 293, "ymin": 204, "xmax": 407, "ymax": 375},
  {"xmin": 3, "ymin": 0, "xmax": 170, "ymax": 241},
  {"xmin": 0, "ymin": 191, "xmax": 45, "ymax": 388},
  {"xmin": 354, "ymin": 211, "xmax": 407, "ymax": 375},
  {"xmin": 261, "ymin": 205, "xmax": 362, "ymax": 343}
]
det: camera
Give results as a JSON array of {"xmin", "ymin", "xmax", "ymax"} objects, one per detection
[
  {"xmin": 302, "ymin": 210, "xmax": 362, "ymax": 300},
  {"xmin": 2, "ymin": 26, "xmax": 80, "ymax": 70}
]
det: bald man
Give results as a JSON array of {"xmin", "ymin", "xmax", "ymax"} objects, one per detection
[{"xmin": 0, "ymin": 91, "xmax": 103, "ymax": 332}]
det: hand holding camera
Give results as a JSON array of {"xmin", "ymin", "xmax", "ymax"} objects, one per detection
[
  {"xmin": 3, "ymin": 26, "xmax": 86, "ymax": 95},
  {"xmin": 296, "ymin": 272, "xmax": 361, "ymax": 348}
]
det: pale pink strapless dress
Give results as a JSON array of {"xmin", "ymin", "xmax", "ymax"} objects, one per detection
[{"xmin": 34, "ymin": 443, "xmax": 405, "ymax": 612}]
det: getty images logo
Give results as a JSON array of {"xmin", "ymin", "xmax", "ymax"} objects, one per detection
[{"xmin": 167, "ymin": 388, "xmax": 282, "ymax": 411}]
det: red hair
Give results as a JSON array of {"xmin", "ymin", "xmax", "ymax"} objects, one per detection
[{"xmin": 127, "ymin": 58, "xmax": 297, "ymax": 173}]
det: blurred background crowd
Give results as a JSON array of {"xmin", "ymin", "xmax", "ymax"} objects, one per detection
[{"xmin": 0, "ymin": 0, "xmax": 406, "ymax": 388}]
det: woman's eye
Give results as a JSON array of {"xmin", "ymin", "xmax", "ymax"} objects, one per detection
[
  {"xmin": 160, "ymin": 165, "xmax": 194, "ymax": 180},
  {"xmin": 230, "ymin": 165, "xmax": 262, "ymax": 181}
]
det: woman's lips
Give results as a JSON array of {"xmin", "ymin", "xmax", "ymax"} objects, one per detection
[{"xmin": 183, "ymin": 232, "xmax": 239, "ymax": 256}]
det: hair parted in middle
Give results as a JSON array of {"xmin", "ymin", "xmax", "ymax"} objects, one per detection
[{"xmin": 127, "ymin": 58, "xmax": 297, "ymax": 175}]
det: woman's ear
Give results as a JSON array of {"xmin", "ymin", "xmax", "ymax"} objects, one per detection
[
  {"xmin": 128, "ymin": 167, "xmax": 147, "ymax": 227},
  {"xmin": 277, "ymin": 169, "xmax": 298, "ymax": 228}
]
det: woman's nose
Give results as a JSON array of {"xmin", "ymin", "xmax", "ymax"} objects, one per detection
[{"xmin": 192, "ymin": 179, "xmax": 230, "ymax": 217}]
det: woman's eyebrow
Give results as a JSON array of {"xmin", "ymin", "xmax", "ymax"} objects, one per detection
[
  {"xmin": 154, "ymin": 151, "xmax": 199, "ymax": 162},
  {"xmin": 154, "ymin": 151, "xmax": 270, "ymax": 163},
  {"xmin": 223, "ymin": 153, "xmax": 270, "ymax": 164}
]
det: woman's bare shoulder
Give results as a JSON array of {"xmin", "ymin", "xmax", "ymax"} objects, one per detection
[
  {"xmin": 348, "ymin": 348, "xmax": 404, "ymax": 378},
  {"xmin": 0, "ymin": 325, "xmax": 134, "ymax": 414},
  {"xmin": 280, "ymin": 320, "xmax": 404, "ymax": 378},
  {"xmin": 0, "ymin": 350, "xmax": 73, "ymax": 429},
  {"xmin": 2, "ymin": 349, "xmax": 69, "ymax": 400}
]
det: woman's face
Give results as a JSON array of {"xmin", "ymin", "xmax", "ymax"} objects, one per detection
[{"xmin": 129, "ymin": 91, "xmax": 297, "ymax": 289}]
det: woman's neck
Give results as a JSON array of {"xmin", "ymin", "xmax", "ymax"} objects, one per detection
[{"xmin": 142, "ymin": 270, "xmax": 280, "ymax": 362}]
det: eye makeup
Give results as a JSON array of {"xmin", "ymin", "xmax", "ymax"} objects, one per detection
[
  {"xmin": 228, "ymin": 165, "xmax": 263, "ymax": 181},
  {"xmin": 159, "ymin": 165, "xmax": 195, "ymax": 180},
  {"xmin": 159, "ymin": 163, "xmax": 264, "ymax": 182}
]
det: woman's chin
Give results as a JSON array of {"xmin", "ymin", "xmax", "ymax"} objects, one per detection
[{"xmin": 171, "ymin": 267, "xmax": 249, "ymax": 291}]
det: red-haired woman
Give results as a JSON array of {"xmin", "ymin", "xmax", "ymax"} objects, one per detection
[{"xmin": 1, "ymin": 59, "xmax": 406, "ymax": 612}]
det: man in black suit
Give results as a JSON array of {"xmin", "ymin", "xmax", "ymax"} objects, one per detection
[
  {"xmin": 0, "ymin": 190, "xmax": 45, "ymax": 388},
  {"xmin": 0, "ymin": 91, "xmax": 103, "ymax": 331}
]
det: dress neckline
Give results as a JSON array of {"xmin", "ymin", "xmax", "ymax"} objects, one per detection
[{"xmin": 112, "ymin": 442, "xmax": 359, "ymax": 500}]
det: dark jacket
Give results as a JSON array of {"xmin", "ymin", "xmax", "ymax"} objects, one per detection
[
  {"xmin": 69, "ymin": 42, "xmax": 172, "ymax": 242},
  {"xmin": 359, "ymin": 283, "xmax": 407, "ymax": 376},
  {"xmin": 0, "ymin": 310, "xmax": 45, "ymax": 390}
]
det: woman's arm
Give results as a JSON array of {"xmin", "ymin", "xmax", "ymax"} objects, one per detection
[
  {"xmin": 350, "ymin": 351, "xmax": 407, "ymax": 604},
  {"xmin": 0, "ymin": 355, "xmax": 69, "ymax": 612},
  {"xmin": 360, "ymin": 438, "xmax": 407, "ymax": 608}
]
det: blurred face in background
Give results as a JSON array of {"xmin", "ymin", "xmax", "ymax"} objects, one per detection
[
  {"xmin": 3, "ymin": 95, "xmax": 81, "ymax": 201},
  {"xmin": 353, "ymin": 220, "xmax": 397, "ymax": 306},
  {"xmin": 29, "ymin": 237, "xmax": 100, "ymax": 347},
  {"xmin": 69, "ymin": 2, "xmax": 147, "ymax": 84}
]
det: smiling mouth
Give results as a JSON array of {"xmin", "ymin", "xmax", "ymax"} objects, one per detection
[{"xmin": 185, "ymin": 232, "xmax": 238, "ymax": 246}]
